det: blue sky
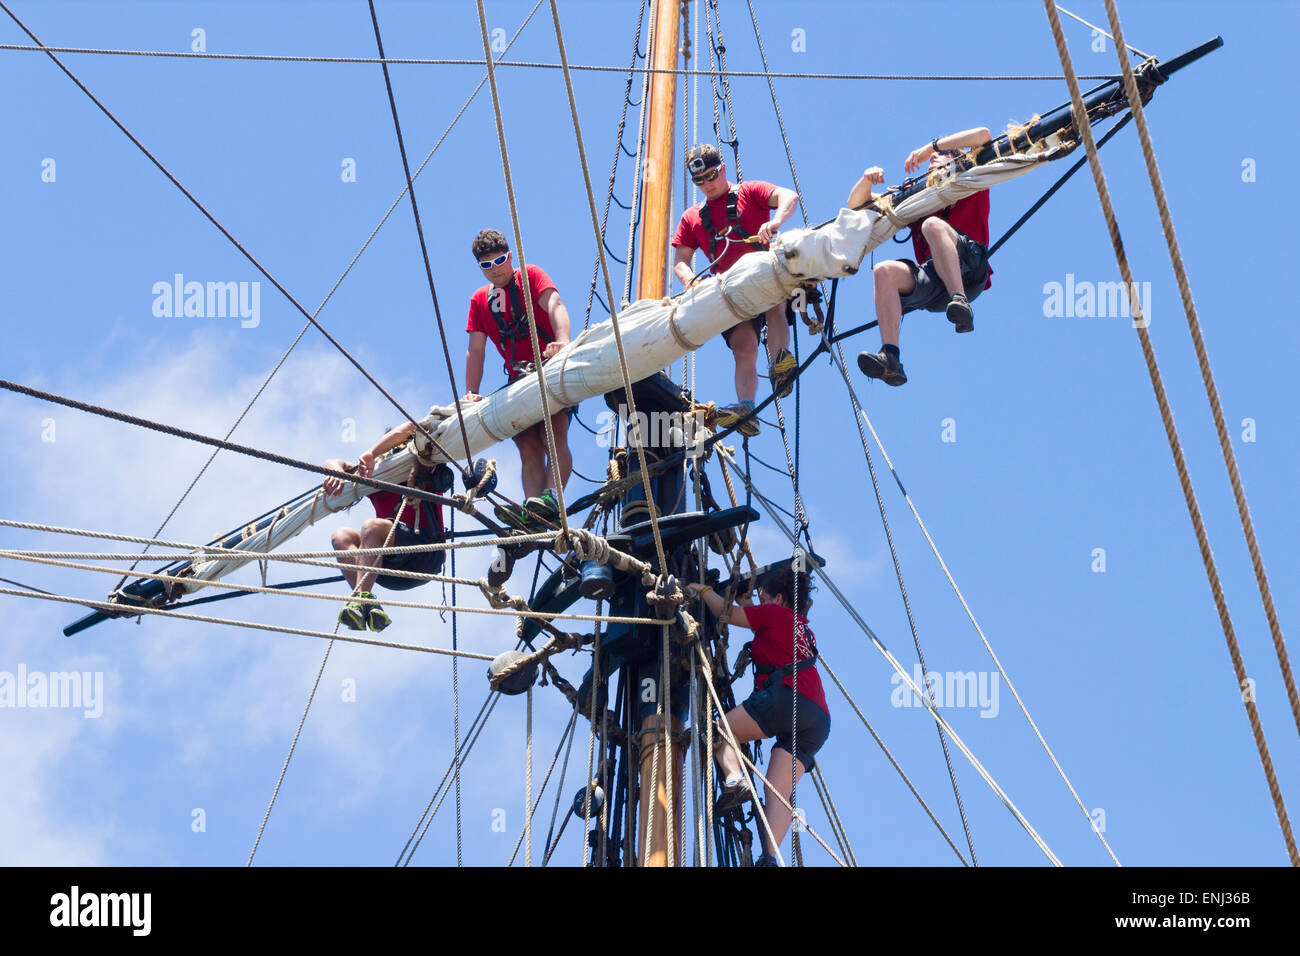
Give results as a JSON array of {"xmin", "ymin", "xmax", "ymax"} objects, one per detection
[{"xmin": 0, "ymin": 0, "xmax": 1296, "ymax": 867}]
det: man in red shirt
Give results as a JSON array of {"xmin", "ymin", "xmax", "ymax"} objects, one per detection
[
  {"xmin": 464, "ymin": 229, "xmax": 573, "ymax": 530},
  {"xmin": 672, "ymin": 145, "xmax": 801, "ymax": 434},
  {"xmin": 323, "ymin": 421, "xmax": 449, "ymax": 632},
  {"xmin": 847, "ymin": 127, "xmax": 994, "ymax": 387}
]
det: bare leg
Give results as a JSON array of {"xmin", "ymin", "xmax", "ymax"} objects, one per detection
[
  {"xmin": 872, "ymin": 260, "xmax": 915, "ymax": 349},
  {"xmin": 729, "ymin": 321, "xmax": 760, "ymax": 404},
  {"xmin": 331, "ymin": 527, "xmax": 362, "ymax": 590},
  {"xmin": 356, "ymin": 517, "xmax": 392, "ymax": 593},
  {"xmin": 545, "ymin": 410, "xmax": 573, "ymax": 490},
  {"xmin": 763, "ymin": 304, "xmax": 789, "ymax": 359},
  {"xmin": 513, "ymin": 426, "xmax": 546, "ymax": 500},
  {"xmin": 714, "ymin": 704, "xmax": 765, "ymax": 783},
  {"xmin": 758, "ymin": 747, "xmax": 807, "ymax": 855},
  {"xmin": 920, "ymin": 216, "xmax": 965, "ymax": 297}
]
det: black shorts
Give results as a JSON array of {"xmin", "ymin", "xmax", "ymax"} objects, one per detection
[
  {"xmin": 897, "ymin": 232, "xmax": 990, "ymax": 315},
  {"xmin": 741, "ymin": 682, "xmax": 831, "ymax": 771},
  {"xmin": 374, "ymin": 521, "xmax": 445, "ymax": 591},
  {"xmin": 720, "ymin": 302, "xmax": 796, "ymax": 350}
]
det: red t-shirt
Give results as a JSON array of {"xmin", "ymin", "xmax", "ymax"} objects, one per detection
[
  {"xmin": 911, "ymin": 191, "xmax": 993, "ymax": 290},
  {"xmin": 672, "ymin": 180, "xmax": 777, "ymax": 276},
  {"xmin": 368, "ymin": 491, "xmax": 433, "ymax": 530},
  {"xmin": 466, "ymin": 264, "xmax": 558, "ymax": 380},
  {"xmin": 745, "ymin": 602, "xmax": 829, "ymax": 717}
]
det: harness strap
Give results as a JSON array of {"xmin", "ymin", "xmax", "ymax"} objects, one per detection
[
  {"xmin": 491, "ymin": 273, "xmax": 553, "ymax": 378},
  {"xmin": 700, "ymin": 185, "xmax": 753, "ymax": 264}
]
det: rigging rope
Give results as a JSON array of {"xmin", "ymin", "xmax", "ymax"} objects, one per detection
[
  {"xmin": 0, "ymin": 4, "xmax": 465, "ymax": 475},
  {"xmin": 0, "ymin": 42, "xmax": 1115, "ymax": 81},
  {"xmin": 1043, "ymin": 0, "xmax": 1297, "ymax": 866},
  {"xmin": 368, "ymin": 0, "xmax": 475, "ymax": 468},
  {"xmin": 1102, "ymin": 0, "xmax": 1299, "ymax": 746}
]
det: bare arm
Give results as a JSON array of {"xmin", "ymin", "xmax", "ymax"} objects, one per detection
[
  {"xmin": 904, "ymin": 126, "xmax": 994, "ymax": 173},
  {"xmin": 465, "ymin": 330, "xmax": 488, "ymax": 397},
  {"xmin": 685, "ymin": 582, "xmax": 753, "ymax": 629},
  {"xmin": 847, "ymin": 166, "xmax": 886, "ymax": 208},
  {"xmin": 673, "ymin": 244, "xmax": 697, "ymax": 289},
  {"xmin": 538, "ymin": 288, "xmax": 570, "ymax": 359}
]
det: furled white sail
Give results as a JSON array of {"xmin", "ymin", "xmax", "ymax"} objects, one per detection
[{"xmin": 182, "ymin": 145, "xmax": 1058, "ymax": 593}]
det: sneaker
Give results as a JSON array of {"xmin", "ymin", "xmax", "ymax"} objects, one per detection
[
  {"xmin": 769, "ymin": 347, "xmax": 798, "ymax": 399},
  {"xmin": 714, "ymin": 401, "xmax": 761, "ymax": 437},
  {"xmin": 754, "ymin": 851, "xmax": 779, "ymax": 867},
  {"xmin": 524, "ymin": 488, "xmax": 560, "ymax": 523},
  {"xmin": 338, "ymin": 599, "xmax": 368, "ymax": 631},
  {"xmin": 714, "ymin": 778, "xmax": 753, "ymax": 812},
  {"xmin": 857, "ymin": 349, "xmax": 908, "ymax": 386},
  {"xmin": 946, "ymin": 293, "xmax": 974, "ymax": 333},
  {"xmin": 359, "ymin": 592, "xmax": 391, "ymax": 632},
  {"xmin": 493, "ymin": 502, "xmax": 535, "ymax": 532}
]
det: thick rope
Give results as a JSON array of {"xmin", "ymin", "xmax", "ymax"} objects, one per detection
[
  {"xmin": 1043, "ymin": 0, "xmax": 1297, "ymax": 866},
  {"xmin": 1103, "ymin": 0, "xmax": 1299, "ymax": 746},
  {"xmin": 474, "ymin": 0, "xmax": 571, "ymax": 536},
  {"xmin": 0, "ymin": 584, "xmax": 494, "ymax": 659},
  {"xmin": 510, "ymin": 705, "xmax": 578, "ymax": 866}
]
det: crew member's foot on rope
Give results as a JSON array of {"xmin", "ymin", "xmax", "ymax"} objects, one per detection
[
  {"xmin": 494, "ymin": 502, "xmax": 536, "ymax": 533},
  {"xmin": 946, "ymin": 293, "xmax": 974, "ymax": 333},
  {"xmin": 362, "ymin": 592, "xmax": 391, "ymax": 632},
  {"xmin": 338, "ymin": 597, "xmax": 368, "ymax": 631},
  {"xmin": 754, "ymin": 850, "xmax": 779, "ymax": 867},
  {"xmin": 524, "ymin": 488, "xmax": 560, "ymax": 524},
  {"xmin": 769, "ymin": 347, "xmax": 798, "ymax": 399},
  {"xmin": 715, "ymin": 400, "xmax": 760, "ymax": 437},
  {"xmin": 857, "ymin": 348, "xmax": 908, "ymax": 386},
  {"xmin": 714, "ymin": 776, "xmax": 753, "ymax": 812}
]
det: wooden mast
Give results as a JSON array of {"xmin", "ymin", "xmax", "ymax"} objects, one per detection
[{"xmin": 635, "ymin": 0, "xmax": 685, "ymax": 868}]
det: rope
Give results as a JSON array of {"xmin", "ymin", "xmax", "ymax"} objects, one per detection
[
  {"xmin": 1103, "ymin": 0, "xmax": 1299, "ymax": 746},
  {"xmin": 0, "ymin": 378, "xmax": 460, "ymax": 511},
  {"xmin": 510, "ymin": 705, "xmax": 578, "ymax": 865},
  {"xmin": 526, "ymin": 685, "xmax": 534, "ymax": 867},
  {"xmin": 830, "ymin": 339, "xmax": 979, "ymax": 864},
  {"xmin": 622, "ymin": 1, "xmax": 653, "ymax": 308},
  {"xmin": 810, "ymin": 766, "xmax": 857, "ymax": 866},
  {"xmin": 0, "ymin": 584, "xmax": 494, "ymax": 659},
  {"xmin": 1058, "ymin": 3, "xmax": 1151, "ymax": 59},
  {"xmin": 718, "ymin": 445, "xmax": 1062, "ymax": 864},
  {"xmin": 475, "ymin": 0, "xmax": 571, "ymax": 537},
  {"xmin": 367, "ymin": 0, "xmax": 474, "ymax": 468},
  {"xmin": 0, "ymin": 4, "xmax": 462, "ymax": 472},
  {"xmin": 0, "ymin": 43, "xmax": 1115, "ymax": 80},
  {"xmin": 1043, "ymin": 0, "xmax": 1297, "ymax": 866},
  {"xmin": 582, "ymin": 3, "xmax": 645, "ymax": 329},
  {"xmin": 832, "ymin": 348, "xmax": 1122, "ymax": 863},
  {"xmin": 547, "ymin": 0, "xmax": 669, "ymax": 575}
]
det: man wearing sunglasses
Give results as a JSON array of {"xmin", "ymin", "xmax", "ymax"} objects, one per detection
[
  {"xmin": 847, "ymin": 127, "xmax": 994, "ymax": 387},
  {"xmin": 465, "ymin": 229, "xmax": 573, "ymax": 530},
  {"xmin": 671, "ymin": 144, "xmax": 800, "ymax": 435}
]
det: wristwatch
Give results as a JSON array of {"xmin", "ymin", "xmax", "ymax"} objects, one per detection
[{"xmin": 931, "ymin": 137, "xmax": 941, "ymax": 153}]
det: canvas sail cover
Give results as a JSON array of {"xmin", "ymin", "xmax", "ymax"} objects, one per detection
[{"xmin": 181, "ymin": 146, "xmax": 1057, "ymax": 593}]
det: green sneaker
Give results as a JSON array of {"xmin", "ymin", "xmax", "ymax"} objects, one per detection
[
  {"xmin": 338, "ymin": 598, "xmax": 367, "ymax": 631},
  {"xmin": 525, "ymin": 488, "xmax": 560, "ymax": 523},
  {"xmin": 494, "ymin": 502, "xmax": 534, "ymax": 532},
  {"xmin": 365, "ymin": 594, "xmax": 392, "ymax": 633}
]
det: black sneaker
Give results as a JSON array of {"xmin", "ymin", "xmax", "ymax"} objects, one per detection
[
  {"xmin": 946, "ymin": 293, "xmax": 974, "ymax": 333},
  {"xmin": 524, "ymin": 488, "xmax": 560, "ymax": 524},
  {"xmin": 857, "ymin": 349, "xmax": 907, "ymax": 387}
]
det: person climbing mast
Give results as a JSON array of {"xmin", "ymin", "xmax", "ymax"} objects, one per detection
[
  {"xmin": 848, "ymin": 127, "xmax": 995, "ymax": 387},
  {"xmin": 464, "ymin": 228, "xmax": 575, "ymax": 531},
  {"xmin": 672, "ymin": 144, "xmax": 800, "ymax": 434},
  {"xmin": 323, "ymin": 422, "xmax": 450, "ymax": 632}
]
